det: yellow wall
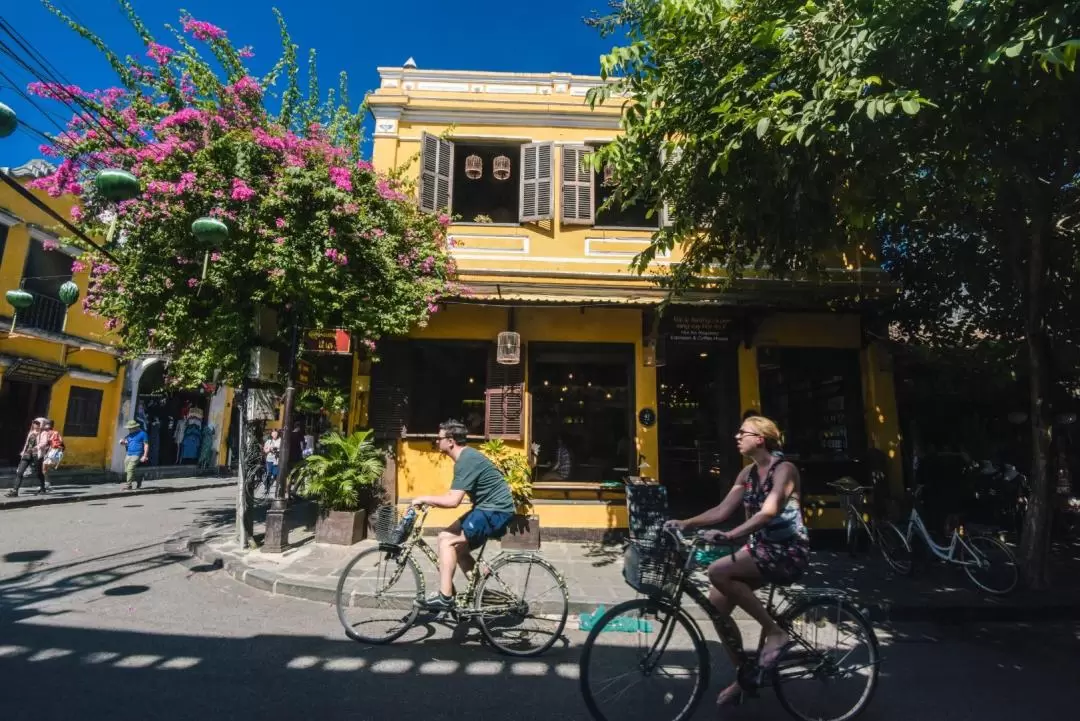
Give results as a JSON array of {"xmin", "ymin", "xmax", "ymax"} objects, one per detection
[{"xmin": 2, "ymin": 177, "xmax": 123, "ymax": 469}]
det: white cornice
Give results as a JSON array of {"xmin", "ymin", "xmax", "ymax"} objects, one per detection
[
  {"xmin": 68, "ymin": 368, "xmax": 117, "ymax": 385},
  {"xmin": 400, "ymin": 108, "xmax": 622, "ymax": 131},
  {"xmin": 375, "ymin": 67, "xmax": 625, "ymax": 100}
]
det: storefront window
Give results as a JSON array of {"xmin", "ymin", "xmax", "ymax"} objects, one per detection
[
  {"xmin": 530, "ymin": 343, "xmax": 635, "ymax": 483},
  {"xmin": 757, "ymin": 347, "xmax": 867, "ymax": 463},
  {"xmin": 406, "ymin": 341, "xmax": 490, "ymax": 435}
]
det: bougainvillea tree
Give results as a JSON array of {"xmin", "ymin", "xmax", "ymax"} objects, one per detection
[{"xmin": 29, "ymin": 1, "xmax": 457, "ymax": 387}]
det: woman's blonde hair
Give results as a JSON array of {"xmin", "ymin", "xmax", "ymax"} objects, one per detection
[{"xmin": 742, "ymin": 415, "xmax": 783, "ymax": 452}]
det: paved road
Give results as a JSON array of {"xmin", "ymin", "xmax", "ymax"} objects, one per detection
[{"xmin": 1, "ymin": 488, "xmax": 1077, "ymax": 721}]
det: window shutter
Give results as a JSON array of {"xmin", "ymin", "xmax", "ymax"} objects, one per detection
[
  {"xmin": 660, "ymin": 145, "xmax": 683, "ymax": 228},
  {"xmin": 560, "ymin": 145, "xmax": 594, "ymax": 225},
  {"xmin": 369, "ymin": 340, "xmax": 412, "ymax": 439},
  {"xmin": 520, "ymin": 142, "xmax": 554, "ymax": 222},
  {"xmin": 484, "ymin": 350, "xmax": 525, "ymax": 441},
  {"xmin": 419, "ymin": 132, "xmax": 453, "ymax": 214}
]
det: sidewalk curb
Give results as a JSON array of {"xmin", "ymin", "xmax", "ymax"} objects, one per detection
[
  {"xmin": 177, "ymin": 534, "xmax": 1080, "ymax": 625},
  {"xmin": 1, "ymin": 479, "xmax": 236, "ymax": 510}
]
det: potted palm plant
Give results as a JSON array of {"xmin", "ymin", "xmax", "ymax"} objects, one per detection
[
  {"xmin": 290, "ymin": 429, "xmax": 385, "ymax": 545},
  {"xmin": 479, "ymin": 439, "xmax": 539, "ymax": 550}
]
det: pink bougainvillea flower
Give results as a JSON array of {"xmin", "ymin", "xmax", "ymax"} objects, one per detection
[
  {"xmin": 42, "ymin": 239, "xmax": 60, "ymax": 251},
  {"xmin": 273, "ymin": 237, "xmax": 286, "ymax": 245},
  {"xmin": 71, "ymin": 260, "xmax": 87, "ymax": 274},
  {"xmin": 357, "ymin": 159, "xmax": 374, "ymax": 172},
  {"xmin": 181, "ymin": 16, "xmax": 227, "ymax": 41},
  {"xmin": 146, "ymin": 42, "xmax": 175, "ymax": 65},
  {"xmin": 187, "ymin": 278, "xmax": 199, "ymax": 288},
  {"xmin": 329, "ymin": 166, "xmax": 352, "ymax": 192},
  {"xmin": 230, "ymin": 178, "xmax": 255, "ymax": 201},
  {"xmin": 437, "ymin": 213, "xmax": 451, "ymax": 227},
  {"xmin": 70, "ymin": 205, "xmax": 83, "ymax": 221},
  {"xmin": 164, "ymin": 278, "xmax": 174, "ymax": 289},
  {"xmin": 237, "ymin": 46, "xmax": 255, "ymax": 58},
  {"xmin": 275, "ymin": 217, "xmax": 286, "ymax": 229},
  {"xmin": 210, "ymin": 252, "xmax": 223, "ymax": 262}
]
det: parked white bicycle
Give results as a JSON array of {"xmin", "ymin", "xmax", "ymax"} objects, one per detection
[{"xmin": 885, "ymin": 485, "xmax": 1019, "ymax": 595}]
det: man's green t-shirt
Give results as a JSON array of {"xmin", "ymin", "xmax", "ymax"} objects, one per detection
[{"xmin": 451, "ymin": 447, "xmax": 516, "ymax": 514}]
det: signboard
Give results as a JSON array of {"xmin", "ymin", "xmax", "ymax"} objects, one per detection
[
  {"xmin": 296, "ymin": 359, "xmax": 314, "ymax": 387},
  {"xmin": 665, "ymin": 313, "xmax": 733, "ymax": 344},
  {"xmin": 303, "ymin": 329, "xmax": 351, "ymax": 354}
]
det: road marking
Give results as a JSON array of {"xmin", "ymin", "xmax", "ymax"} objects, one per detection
[
  {"xmin": 27, "ymin": 648, "xmax": 73, "ymax": 662},
  {"xmin": 114, "ymin": 655, "xmax": 162, "ymax": 668}
]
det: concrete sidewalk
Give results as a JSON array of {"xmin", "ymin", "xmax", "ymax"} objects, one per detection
[
  {"xmin": 174, "ymin": 515, "xmax": 1080, "ymax": 624},
  {"xmin": 1, "ymin": 475, "xmax": 236, "ymax": 510}
]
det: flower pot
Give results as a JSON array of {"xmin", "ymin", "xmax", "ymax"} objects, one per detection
[
  {"xmin": 501, "ymin": 513, "xmax": 540, "ymax": 551},
  {"xmin": 315, "ymin": 508, "xmax": 367, "ymax": 545}
]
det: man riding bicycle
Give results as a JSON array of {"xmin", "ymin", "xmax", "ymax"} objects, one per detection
[{"xmin": 411, "ymin": 419, "xmax": 517, "ymax": 611}]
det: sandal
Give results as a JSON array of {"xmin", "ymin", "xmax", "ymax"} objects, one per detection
[
  {"xmin": 716, "ymin": 683, "xmax": 743, "ymax": 711},
  {"xmin": 759, "ymin": 633, "xmax": 791, "ymax": 670}
]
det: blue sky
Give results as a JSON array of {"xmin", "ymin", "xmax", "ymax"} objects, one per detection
[{"xmin": 0, "ymin": 0, "xmax": 619, "ymax": 164}]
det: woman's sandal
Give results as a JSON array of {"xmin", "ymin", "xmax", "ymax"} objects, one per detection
[
  {"xmin": 758, "ymin": 635, "xmax": 792, "ymax": 670},
  {"xmin": 716, "ymin": 683, "xmax": 744, "ymax": 711}
]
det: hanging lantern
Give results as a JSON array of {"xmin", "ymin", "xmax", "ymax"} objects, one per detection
[
  {"xmin": 5, "ymin": 288, "xmax": 34, "ymax": 309},
  {"xmin": 643, "ymin": 336, "xmax": 667, "ymax": 367},
  {"xmin": 93, "ymin": 168, "xmax": 140, "ymax": 202},
  {"xmin": 465, "ymin": 154, "xmax": 483, "ymax": 180},
  {"xmin": 497, "ymin": 331, "xmax": 521, "ymax": 365},
  {"xmin": 603, "ymin": 163, "xmax": 616, "ymax": 186},
  {"xmin": 0, "ymin": 102, "xmax": 16, "ymax": 139},
  {"xmin": 492, "ymin": 155, "xmax": 511, "ymax": 181},
  {"xmin": 192, "ymin": 216, "xmax": 229, "ymax": 246},
  {"xmin": 58, "ymin": 281, "xmax": 80, "ymax": 307}
]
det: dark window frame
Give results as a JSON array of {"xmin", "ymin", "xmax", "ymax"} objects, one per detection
[
  {"xmin": 451, "ymin": 141, "xmax": 524, "ymax": 224},
  {"xmin": 404, "ymin": 339, "xmax": 492, "ymax": 438},
  {"xmin": 590, "ymin": 144, "xmax": 659, "ymax": 230},
  {"xmin": 528, "ymin": 341, "xmax": 638, "ymax": 483},
  {"xmin": 64, "ymin": 385, "xmax": 104, "ymax": 437}
]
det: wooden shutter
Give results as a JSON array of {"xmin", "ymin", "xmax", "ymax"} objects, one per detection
[
  {"xmin": 560, "ymin": 145, "xmax": 594, "ymax": 225},
  {"xmin": 484, "ymin": 350, "xmax": 525, "ymax": 441},
  {"xmin": 520, "ymin": 142, "xmax": 554, "ymax": 222},
  {"xmin": 368, "ymin": 339, "xmax": 412, "ymax": 439},
  {"xmin": 419, "ymin": 132, "xmax": 453, "ymax": 213},
  {"xmin": 660, "ymin": 145, "xmax": 683, "ymax": 227}
]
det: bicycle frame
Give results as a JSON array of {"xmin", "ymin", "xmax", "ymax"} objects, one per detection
[
  {"xmin": 640, "ymin": 531, "xmax": 842, "ymax": 692},
  {"xmin": 383, "ymin": 506, "xmax": 526, "ymax": 619},
  {"xmin": 900, "ymin": 507, "xmax": 983, "ymax": 567}
]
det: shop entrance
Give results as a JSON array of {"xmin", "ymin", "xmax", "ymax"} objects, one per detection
[
  {"xmin": 135, "ymin": 362, "xmax": 214, "ymax": 467},
  {"xmin": 0, "ymin": 378, "xmax": 51, "ymax": 466},
  {"xmin": 656, "ymin": 311, "xmax": 743, "ymax": 516}
]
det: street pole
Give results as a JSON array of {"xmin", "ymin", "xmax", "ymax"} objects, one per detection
[{"xmin": 262, "ymin": 308, "xmax": 300, "ymax": 553}]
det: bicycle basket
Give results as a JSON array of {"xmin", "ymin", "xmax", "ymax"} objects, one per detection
[
  {"xmin": 373, "ymin": 505, "xmax": 416, "ymax": 545},
  {"xmin": 622, "ymin": 536, "xmax": 682, "ymax": 597}
]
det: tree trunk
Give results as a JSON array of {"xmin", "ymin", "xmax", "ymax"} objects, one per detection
[{"xmin": 1018, "ymin": 224, "xmax": 1054, "ymax": 589}]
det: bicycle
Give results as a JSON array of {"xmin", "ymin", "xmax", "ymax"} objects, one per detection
[
  {"xmin": 828, "ymin": 478, "xmax": 912, "ymax": 574},
  {"xmin": 889, "ymin": 485, "xmax": 1019, "ymax": 595},
  {"xmin": 335, "ymin": 503, "xmax": 570, "ymax": 657},
  {"xmin": 579, "ymin": 527, "xmax": 880, "ymax": 721}
]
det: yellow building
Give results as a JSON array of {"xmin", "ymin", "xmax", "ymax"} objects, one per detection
[
  {"xmin": 1, "ymin": 160, "xmax": 233, "ymax": 480},
  {"xmin": 361, "ymin": 65, "xmax": 902, "ymax": 538}
]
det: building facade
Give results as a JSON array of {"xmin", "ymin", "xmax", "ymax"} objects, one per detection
[
  {"xmin": 1, "ymin": 161, "xmax": 233, "ymax": 479},
  {"xmin": 363, "ymin": 66, "xmax": 902, "ymax": 537}
]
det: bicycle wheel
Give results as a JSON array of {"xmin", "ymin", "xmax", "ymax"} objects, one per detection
[
  {"xmin": 335, "ymin": 546, "xmax": 422, "ymax": 644},
  {"xmin": 960, "ymin": 535, "xmax": 1019, "ymax": 595},
  {"xmin": 773, "ymin": 596, "xmax": 880, "ymax": 721},
  {"xmin": 876, "ymin": 521, "xmax": 913, "ymax": 575},
  {"xmin": 475, "ymin": 555, "xmax": 569, "ymax": 657},
  {"xmin": 579, "ymin": 598, "xmax": 708, "ymax": 721}
]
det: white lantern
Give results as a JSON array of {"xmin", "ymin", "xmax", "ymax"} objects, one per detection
[
  {"xmin": 493, "ymin": 155, "xmax": 511, "ymax": 181},
  {"xmin": 497, "ymin": 331, "xmax": 521, "ymax": 365},
  {"xmin": 465, "ymin": 154, "xmax": 482, "ymax": 180}
]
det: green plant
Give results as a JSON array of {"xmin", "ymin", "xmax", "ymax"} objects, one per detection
[
  {"xmin": 479, "ymin": 439, "xmax": 533, "ymax": 515},
  {"xmin": 291, "ymin": 430, "xmax": 385, "ymax": 513},
  {"xmin": 472, "ymin": 214, "xmax": 494, "ymax": 224}
]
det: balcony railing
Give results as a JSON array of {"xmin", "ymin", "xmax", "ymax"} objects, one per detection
[{"xmin": 13, "ymin": 290, "xmax": 67, "ymax": 334}]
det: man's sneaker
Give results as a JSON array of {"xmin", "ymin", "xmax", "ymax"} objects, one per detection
[{"xmin": 420, "ymin": 593, "xmax": 455, "ymax": 611}]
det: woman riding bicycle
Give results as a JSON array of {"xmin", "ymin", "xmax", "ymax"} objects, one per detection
[{"xmin": 665, "ymin": 415, "xmax": 810, "ymax": 710}]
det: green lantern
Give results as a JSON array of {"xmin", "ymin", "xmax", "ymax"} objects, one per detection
[
  {"xmin": 58, "ymin": 281, "xmax": 80, "ymax": 307},
  {"xmin": 5, "ymin": 288, "xmax": 34, "ymax": 309},
  {"xmin": 93, "ymin": 168, "xmax": 140, "ymax": 202},
  {"xmin": 0, "ymin": 102, "xmax": 16, "ymax": 139},
  {"xmin": 192, "ymin": 216, "xmax": 229, "ymax": 246}
]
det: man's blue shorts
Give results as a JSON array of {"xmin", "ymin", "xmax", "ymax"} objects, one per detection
[{"xmin": 458, "ymin": 509, "xmax": 514, "ymax": 549}]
